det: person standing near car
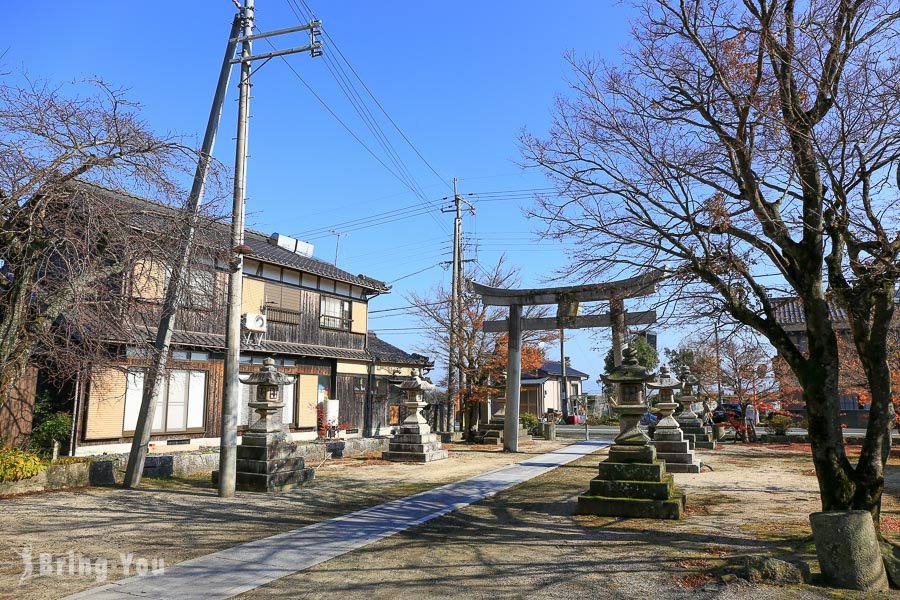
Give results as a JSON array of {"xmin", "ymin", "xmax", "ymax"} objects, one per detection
[{"xmin": 745, "ymin": 402, "xmax": 760, "ymax": 442}]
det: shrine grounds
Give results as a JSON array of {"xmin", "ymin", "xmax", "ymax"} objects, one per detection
[{"xmin": 1, "ymin": 440, "xmax": 898, "ymax": 599}]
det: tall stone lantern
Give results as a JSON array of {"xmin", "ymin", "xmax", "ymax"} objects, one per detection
[
  {"xmin": 603, "ymin": 345, "xmax": 655, "ymax": 456},
  {"xmin": 577, "ymin": 345, "xmax": 685, "ymax": 518},
  {"xmin": 648, "ymin": 364, "xmax": 700, "ymax": 473},
  {"xmin": 677, "ymin": 364, "xmax": 717, "ymax": 450},
  {"xmin": 383, "ymin": 369, "xmax": 449, "ymax": 462},
  {"xmin": 228, "ymin": 358, "xmax": 314, "ymax": 492}
]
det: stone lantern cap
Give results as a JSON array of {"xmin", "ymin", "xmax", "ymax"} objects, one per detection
[
  {"xmin": 394, "ymin": 369, "xmax": 434, "ymax": 393},
  {"xmin": 601, "ymin": 345, "xmax": 654, "ymax": 385},
  {"xmin": 647, "ymin": 363, "xmax": 680, "ymax": 390},
  {"xmin": 240, "ymin": 357, "xmax": 295, "ymax": 387}
]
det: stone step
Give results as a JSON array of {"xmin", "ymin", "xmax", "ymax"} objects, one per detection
[
  {"xmin": 596, "ymin": 460, "xmax": 666, "ymax": 482},
  {"xmin": 382, "ymin": 449, "xmax": 449, "ymax": 463},
  {"xmin": 235, "ymin": 456, "xmax": 308, "ymax": 475},
  {"xmin": 588, "ymin": 476, "xmax": 674, "ymax": 500},
  {"xmin": 656, "ymin": 451, "xmax": 698, "ymax": 464},
  {"xmin": 694, "ymin": 440, "xmax": 717, "ymax": 450},
  {"xmin": 664, "ymin": 462, "xmax": 702, "ymax": 474},
  {"xmin": 651, "ymin": 440, "xmax": 691, "ymax": 454},
  {"xmin": 393, "ymin": 433, "xmax": 438, "ymax": 444},
  {"xmin": 233, "ymin": 467, "xmax": 315, "ymax": 492},
  {"xmin": 387, "ymin": 441, "xmax": 444, "ymax": 454},
  {"xmin": 576, "ymin": 493, "xmax": 685, "ymax": 519},
  {"xmin": 236, "ymin": 442, "xmax": 299, "ymax": 461}
]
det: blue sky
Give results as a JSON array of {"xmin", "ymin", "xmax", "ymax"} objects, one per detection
[{"xmin": 10, "ymin": 1, "xmax": 679, "ymax": 391}]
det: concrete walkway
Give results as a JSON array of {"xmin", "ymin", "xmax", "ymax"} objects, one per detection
[{"xmin": 68, "ymin": 441, "xmax": 608, "ymax": 600}]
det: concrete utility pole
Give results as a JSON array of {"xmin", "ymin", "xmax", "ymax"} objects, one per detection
[
  {"xmin": 220, "ymin": 0, "xmax": 323, "ymax": 498},
  {"xmin": 220, "ymin": 0, "xmax": 255, "ymax": 498},
  {"xmin": 123, "ymin": 14, "xmax": 242, "ymax": 489}
]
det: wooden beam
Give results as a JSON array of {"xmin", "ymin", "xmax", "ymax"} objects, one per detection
[
  {"xmin": 470, "ymin": 270, "xmax": 666, "ymax": 307},
  {"xmin": 482, "ymin": 309, "xmax": 656, "ymax": 333}
]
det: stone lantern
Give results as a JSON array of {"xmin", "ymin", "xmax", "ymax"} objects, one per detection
[
  {"xmin": 229, "ymin": 358, "xmax": 314, "ymax": 492},
  {"xmin": 647, "ymin": 364, "xmax": 681, "ymax": 433},
  {"xmin": 383, "ymin": 369, "xmax": 449, "ymax": 462},
  {"xmin": 576, "ymin": 344, "xmax": 685, "ymax": 519},
  {"xmin": 648, "ymin": 364, "xmax": 700, "ymax": 473},
  {"xmin": 602, "ymin": 345, "xmax": 655, "ymax": 456},
  {"xmin": 677, "ymin": 365, "xmax": 717, "ymax": 450},
  {"xmin": 240, "ymin": 358, "xmax": 294, "ymax": 438}
]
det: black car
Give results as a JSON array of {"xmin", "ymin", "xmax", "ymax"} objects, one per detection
[{"xmin": 712, "ymin": 402, "xmax": 742, "ymax": 424}]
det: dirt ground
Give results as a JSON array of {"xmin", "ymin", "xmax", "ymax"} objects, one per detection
[
  {"xmin": 0, "ymin": 440, "xmax": 565, "ymax": 599},
  {"xmin": 1, "ymin": 440, "xmax": 898, "ymax": 599}
]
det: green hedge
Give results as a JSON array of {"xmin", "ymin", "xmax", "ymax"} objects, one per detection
[{"xmin": 0, "ymin": 448, "xmax": 48, "ymax": 483}]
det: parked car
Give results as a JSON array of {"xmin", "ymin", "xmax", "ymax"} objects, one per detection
[
  {"xmin": 639, "ymin": 412, "xmax": 658, "ymax": 426},
  {"xmin": 713, "ymin": 403, "xmax": 742, "ymax": 423}
]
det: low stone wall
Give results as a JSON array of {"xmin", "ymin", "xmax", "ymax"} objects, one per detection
[
  {"xmin": 0, "ymin": 461, "xmax": 117, "ymax": 496},
  {"xmin": 0, "ymin": 437, "xmax": 391, "ymax": 496}
]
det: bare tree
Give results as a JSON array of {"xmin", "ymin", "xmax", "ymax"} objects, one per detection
[
  {"xmin": 0, "ymin": 78, "xmax": 223, "ymax": 419},
  {"xmin": 406, "ymin": 256, "xmax": 557, "ymax": 437},
  {"xmin": 522, "ymin": 0, "xmax": 900, "ymax": 524}
]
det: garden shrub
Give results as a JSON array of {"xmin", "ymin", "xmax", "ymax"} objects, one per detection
[
  {"xmin": 587, "ymin": 415, "xmax": 619, "ymax": 426},
  {"xmin": 519, "ymin": 412, "xmax": 540, "ymax": 434},
  {"xmin": 0, "ymin": 448, "xmax": 48, "ymax": 482},
  {"xmin": 28, "ymin": 391, "xmax": 72, "ymax": 455},
  {"xmin": 767, "ymin": 414, "xmax": 794, "ymax": 433}
]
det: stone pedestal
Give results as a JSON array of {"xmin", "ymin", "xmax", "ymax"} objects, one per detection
[
  {"xmin": 383, "ymin": 373, "xmax": 449, "ymax": 462},
  {"xmin": 473, "ymin": 398, "xmax": 531, "ymax": 445},
  {"xmin": 676, "ymin": 401, "xmax": 717, "ymax": 450},
  {"xmin": 576, "ymin": 346, "xmax": 685, "ymax": 519},
  {"xmin": 227, "ymin": 361, "xmax": 315, "ymax": 493},
  {"xmin": 652, "ymin": 401, "xmax": 701, "ymax": 474}
]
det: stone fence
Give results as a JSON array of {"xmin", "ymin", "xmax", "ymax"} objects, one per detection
[{"xmin": 0, "ymin": 437, "xmax": 390, "ymax": 496}]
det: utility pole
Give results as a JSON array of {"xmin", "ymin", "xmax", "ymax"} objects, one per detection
[
  {"xmin": 123, "ymin": 14, "xmax": 242, "ymax": 489},
  {"xmin": 220, "ymin": 1, "xmax": 322, "ymax": 498}
]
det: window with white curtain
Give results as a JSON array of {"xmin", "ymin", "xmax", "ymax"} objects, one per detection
[{"xmin": 123, "ymin": 369, "xmax": 207, "ymax": 433}]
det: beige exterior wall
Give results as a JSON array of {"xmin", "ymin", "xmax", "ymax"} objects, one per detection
[
  {"xmin": 373, "ymin": 364, "xmax": 417, "ymax": 377},
  {"xmin": 297, "ymin": 375, "xmax": 319, "ymax": 428},
  {"xmin": 242, "ymin": 277, "xmax": 265, "ymax": 313},
  {"xmin": 336, "ymin": 360, "xmax": 370, "ymax": 375},
  {"xmin": 132, "ymin": 259, "xmax": 168, "ymax": 301},
  {"xmin": 351, "ymin": 301, "xmax": 367, "ymax": 334},
  {"xmin": 84, "ymin": 368, "xmax": 127, "ymax": 440}
]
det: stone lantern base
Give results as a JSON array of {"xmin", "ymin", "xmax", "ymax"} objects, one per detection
[
  {"xmin": 677, "ymin": 413, "xmax": 717, "ymax": 450},
  {"xmin": 383, "ymin": 400, "xmax": 449, "ymax": 463},
  {"xmin": 576, "ymin": 443, "xmax": 686, "ymax": 519},
  {"xmin": 234, "ymin": 430, "xmax": 315, "ymax": 492},
  {"xmin": 473, "ymin": 399, "xmax": 532, "ymax": 445},
  {"xmin": 652, "ymin": 428, "xmax": 701, "ymax": 474}
]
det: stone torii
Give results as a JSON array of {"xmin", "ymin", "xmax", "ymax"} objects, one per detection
[{"xmin": 470, "ymin": 270, "xmax": 665, "ymax": 452}]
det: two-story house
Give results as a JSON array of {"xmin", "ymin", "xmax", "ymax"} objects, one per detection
[{"xmin": 63, "ymin": 182, "xmax": 431, "ymax": 455}]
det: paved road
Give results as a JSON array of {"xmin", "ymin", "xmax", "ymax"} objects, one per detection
[
  {"xmin": 555, "ymin": 424, "xmax": 899, "ymax": 440},
  {"xmin": 67, "ymin": 441, "xmax": 610, "ymax": 600}
]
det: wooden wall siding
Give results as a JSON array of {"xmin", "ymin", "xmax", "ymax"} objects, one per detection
[
  {"xmin": 336, "ymin": 374, "xmax": 365, "ymax": 430},
  {"xmin": 0, "ymin": 366, "xmax": 38, "ymax": 448},
  {"xmin": 84, "ymin": 367, "xmax": 127, "ymax": 440}
]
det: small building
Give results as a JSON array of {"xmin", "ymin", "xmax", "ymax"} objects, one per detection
[{"xmin": 517, "ymin": 359, "xmax": 590, "ymax": 416}]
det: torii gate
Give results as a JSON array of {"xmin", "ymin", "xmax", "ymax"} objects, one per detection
[{"xmin": 470, "ymin": 271, "xmax": 665, "ymax": 452}]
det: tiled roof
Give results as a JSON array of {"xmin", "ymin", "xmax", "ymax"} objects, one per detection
[
  {"xmin": 367, "ymin": 333, "xmax": 432, "ymax": 366},
  {"xmin": 242, "ymin": 230, "xmax": 388, "ymax": 292},
  {"xmin": 773, "ymin": 297, "xmax": 849, "ymax": 327},
  {"xmin": 530, "ymin": 360, "xmax": 590, "ymax": 379},
  {"xmin": 71, "ymin": 180, "xmax": 389, "ymax": 292}
]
